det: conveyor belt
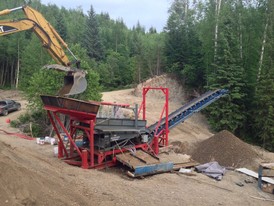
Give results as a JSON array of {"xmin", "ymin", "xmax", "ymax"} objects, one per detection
[{"xmin": 148, "ymin": 89, "xmax": 228, "ymax": 136}]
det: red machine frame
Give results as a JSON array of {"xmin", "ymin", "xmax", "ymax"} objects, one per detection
[
  {"xmin": 44, "ymin": 87, "xmax": 169, "ymax": 169},
  {"xmin": 138, "ymin": 87, "xmax": 169, "ymax": 155}
]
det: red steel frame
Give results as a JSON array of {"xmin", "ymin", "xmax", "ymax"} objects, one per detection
[
  {"xmin": 44, "ymin": 88, "xmax": 169, "ymax": 169},
  {"xmin": 45, "ymin": 105, "xmax": 149, "ymax": 169},
  {"xmin": 138, "ymin": 87, "xmax": 169, "ymax": 155}
]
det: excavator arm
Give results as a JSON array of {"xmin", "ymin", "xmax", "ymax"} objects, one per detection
[{"xmin": 0, "ymin": 6, "xmax": 87, "ymax": 96}]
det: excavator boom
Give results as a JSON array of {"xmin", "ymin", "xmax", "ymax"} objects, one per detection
[{"xmin": 0, "ymin": 6, "xmax": 87, "ymax": 96}]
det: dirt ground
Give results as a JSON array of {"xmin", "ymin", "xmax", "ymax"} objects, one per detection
[{"xmin": 1, "ymin": 81, "xmax": 274, "ymax": 205}]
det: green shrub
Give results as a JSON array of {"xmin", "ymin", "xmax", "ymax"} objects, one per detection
[{"xmin": 10, "ymin": 110, "xmax": 49, "ymax": 137}]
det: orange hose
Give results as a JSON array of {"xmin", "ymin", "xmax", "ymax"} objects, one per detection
[{"xmin": 0, "ymin": 129, "xmax": 34, "ymax": 140}]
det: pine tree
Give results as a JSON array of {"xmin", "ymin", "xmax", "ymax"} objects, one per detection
[
  {"xmin": 251, "ymin": 0, "xmax": 274, "ymax": 151},
  {"xmin": 205, "ymin": 0, "xmax": 247, "ymax": 133},
  {"xmin": 83, "ymin": 5, "xmax": 104, "ymax": 61},
  {"xmin": 165, "ymin": 0, "xmax": 205, "ymax": 87},
  {"xmin": 56, "ymin": 12, "xmax": 67, "ymax": 41},
  {"xmin": 252, "ymin": 71, "xmax": 274, "ymax": 151}
]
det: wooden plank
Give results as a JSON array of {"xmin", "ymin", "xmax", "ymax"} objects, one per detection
[
  {"xmin": 261, "ymin": 163, "xmax": 274, "ymax": 169},
  {"xmin": 236, "ymin": 168, "xmax": 274, "ymax": 185},
  {"xmin": 173, "ymin": 161, "xmax": 200, "ymax": 170},
  {"xmin": 116, "ymin": 153, "xmax": 145, "ymax": 169},
  {"xmin": 116, "ymin": 150, "xmax": 202, "ymax": 177},
  {"xmin": 116, "ymin": 150, "xmax": 174, "ymax": 177},
  {"xmin": 135, "ymin": 150, "xmax": 159, "ymax": 164},
  {"xmin": 130, "ymin": 153, "xmax": 147, "ymax": 164},
  {"xmin": 116, "ymin": 150, "xmax": 159, "ymax": 169}
]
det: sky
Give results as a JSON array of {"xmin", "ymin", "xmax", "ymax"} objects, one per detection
[{"xmin": 40, "ymin": 0, "xmax": 171, "ymax": 32}]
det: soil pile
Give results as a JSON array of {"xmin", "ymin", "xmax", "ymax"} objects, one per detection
[
  {"xmin": 0, "ymin": 141, "xmax": 91, "ymax": 206},
  {"xmin": 190, "ymin": 130, "xmax": 259, "ymax": 168},
  {"xmin": 133, "ymin": 74, "xmax": 186, "ymax": 102}
]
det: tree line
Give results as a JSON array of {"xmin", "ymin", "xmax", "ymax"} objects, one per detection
[{"xmin": 0, "ymin": 0, "xmax": 273, "ymax": 151}]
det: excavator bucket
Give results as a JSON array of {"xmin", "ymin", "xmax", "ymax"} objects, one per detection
[
  {"xmin": 58, "ymin": 72, "xmax": 87, "ymax": 96},
  {"xmin": 43, "ymin": 64, "xmax": 87, "ymax": 96}
]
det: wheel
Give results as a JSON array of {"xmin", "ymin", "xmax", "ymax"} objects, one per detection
[
  {"xmin": 17, "ymin": 106, "xmax": 21, "ymax": 111},
  {"xmin": 2, "ymin": 109, "xmax": 8, "ymax": 116}
]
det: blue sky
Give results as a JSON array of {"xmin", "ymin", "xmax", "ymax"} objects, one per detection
[{"xmin": 40, "ymin": 0, "xmax": 171, "ymax": 32}]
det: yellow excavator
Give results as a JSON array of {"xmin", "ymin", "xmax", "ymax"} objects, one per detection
[{"xmin": 0, "ymin": 5, "xmax": 87, "ymax": 96}]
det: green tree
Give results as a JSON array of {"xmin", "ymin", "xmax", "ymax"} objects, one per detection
[
  {"xmin": 83, "ymin": 5, "xmax": 104, "ymax": 60},
  {"xmin": 63, "ymin": 7, "xmax": 86, "ymax": 43},
  {"xmin": 204, "ymin": 0, "xmax": 247, "ymax": 133},
  {"xmin": 56, "ymin": 11, "xmax": 67, "ymax": 40},
  {"xmin": 250, "ymin": 0, "xmax": 274, "ymax": 150},
  {"xmin": 25, "ymin": 43, "xmax": 102, "ymax": 109},
  {"xmin": 165, "ymin": 0, "xmax": 205, "ymax": 87},
  {"xmin": 252, "ymin": 72, "xmax": 274, "ymax": 151},
  {"xmin": 20, "ymin": 34, "xmax": 51, "ymax": 89},
  {"xmin": 25, "ymin": 69, "xmax": 64, "ymax": 109},
  {"xmin": 97, "ymin": 50, "xmax": 133, "ymax": 89}
]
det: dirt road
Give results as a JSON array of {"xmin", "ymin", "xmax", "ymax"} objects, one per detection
[{"xmin": 0, "ymin": 88, "xmax": 274, "ymax": 206}]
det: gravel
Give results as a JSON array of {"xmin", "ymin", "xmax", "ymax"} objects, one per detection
[{"xmin": 190, "ymin": 130, "xmax": 259, "ymax": 168}]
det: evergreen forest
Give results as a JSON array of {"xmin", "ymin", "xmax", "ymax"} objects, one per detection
[{"xmin": 0, "ymin": 0, "xmax": 273, "ymax": 151}]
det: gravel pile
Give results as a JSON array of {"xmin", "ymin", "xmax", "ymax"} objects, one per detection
[{"xmin": 190, "ymin": 130, "xmax": 259, "ymax": 168}]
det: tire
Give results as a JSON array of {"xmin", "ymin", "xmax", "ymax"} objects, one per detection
[
  {"xmin": 2, "ymin": 109, "xmax": 8, "ymax": 116},
  {"xmin": 17, "ymin": 106, "xmax": 21, "ymax": 111}
]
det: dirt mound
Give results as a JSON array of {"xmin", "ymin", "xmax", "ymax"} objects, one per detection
[
  {"xmin": 190, "ymin": 130, "xmax": 260, "ymax": 168},
  {"xmin": 0, "ymin": 141, "xmax": 91, "ymax": 205},
  {"xmin": 133, "ymin": 74, "xmax": 186, "ymax": 102}
]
